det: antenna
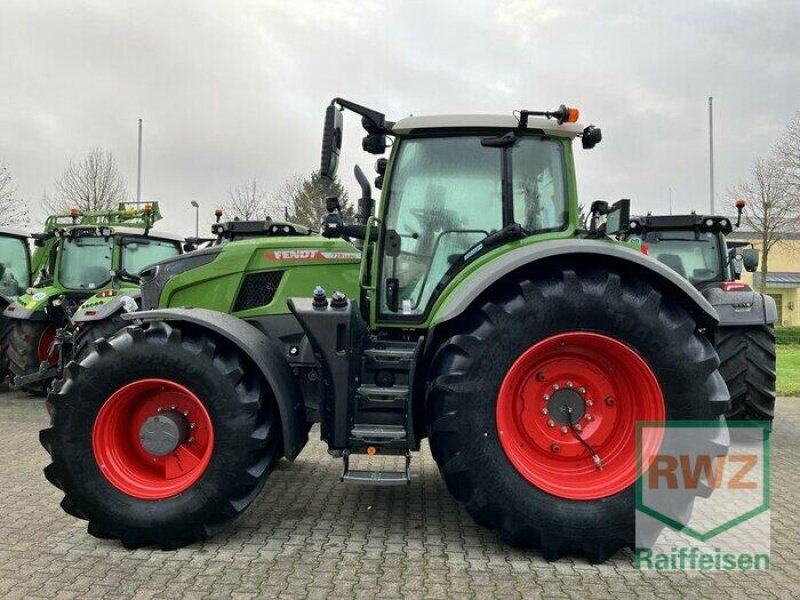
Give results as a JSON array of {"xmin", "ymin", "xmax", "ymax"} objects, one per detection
[
  {"xmin": 708, "ymin": 97, "xmax": 714, "ymax": 214},
  {"xmin": 136, "ymin": 118, "xmax": 143, "ymax": 207}
]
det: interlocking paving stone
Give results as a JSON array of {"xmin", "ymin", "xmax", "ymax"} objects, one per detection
[{"xmin": 0, "ymin": 384, "xmax": 798, "ymax": 599}]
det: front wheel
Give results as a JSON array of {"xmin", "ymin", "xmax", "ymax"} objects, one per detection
[
  {"xmin": 426, "ymin": 267, "xmax": 729, "ymax": 562},
  {"xmin": 0, "ymin": 315, "xmax": 11, "ymax": 382},
  {"xmin": 7, "ymin": 320, "xmax": 58, "ymax": 396},
  {"xmin": 40, "ymin": 322, "xmax": 282, "ymax": 549}
]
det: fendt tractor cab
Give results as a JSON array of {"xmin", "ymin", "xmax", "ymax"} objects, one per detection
[
  {"xmin": 42, "ymin": 99, "xmax": 729, "ymax": 562},
  {"xmin": 4, "ymin": 202, "xmax": 182, "ymax": 394},
  {"xmin": 624, "ymin": 203, "xmax": 777, "ymax": 424},
  {"xmin": 0, "ymin": 227, "xmax": 33, "ymax": 383}
]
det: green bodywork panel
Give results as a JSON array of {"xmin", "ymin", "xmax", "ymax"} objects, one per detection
[{"xmin": 157, "ymin": 236, "xmax": 362, "ymax": 316}]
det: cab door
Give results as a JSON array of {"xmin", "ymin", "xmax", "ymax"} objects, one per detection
[{"xmin": 0, "ymin": 230, "xmax": 32, "ymax": 298}]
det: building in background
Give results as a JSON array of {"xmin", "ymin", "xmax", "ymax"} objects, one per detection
[{"xmin": 730, "ymin": 232, "xmax": 800, "ymax": 325}]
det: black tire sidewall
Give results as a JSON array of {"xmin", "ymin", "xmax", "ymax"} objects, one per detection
[
  {"xmin": 429, "ymin": 270, "xmax": 720, "ymax": 540},
  {"xmin": 53, "ymin": 328, "xmax": 264, "ymax": 535}
]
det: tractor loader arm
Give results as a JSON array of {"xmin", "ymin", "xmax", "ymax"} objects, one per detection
[{"xmin": 122, "ymin": 307, "xmax": 308, "ymax": 459}]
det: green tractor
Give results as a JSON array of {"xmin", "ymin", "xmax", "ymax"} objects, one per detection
[
  {"xmin": 624, "ymin": 206, "xmax": 777, "ymax": 425},
  {"xmin": 0, "ymin": 227, "xmax": 35, "ymax": 383},
  {"xmin": 4, "ymin": 203, "xmax": 183, "ymax": 394},
  {"xmin": 41, "ymin": 100, "xmax": 729, "ymax": 561}
]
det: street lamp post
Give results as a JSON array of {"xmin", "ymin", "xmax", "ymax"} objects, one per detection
[{"xmin": 190, "ymin": 201, "xmax": 199, "ymax": 238}]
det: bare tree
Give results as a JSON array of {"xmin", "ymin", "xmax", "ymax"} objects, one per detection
[
  {"xmin": 273, "ymin": 171, "xmax": 355, "ymax": 230},
  {"xmin": 226, "ymin": 177, "xmax": 283, "ymax": 221},
  {"xmin": 775, "ymin": 111, "xmax": 800, "ymax": 195},
  {"xmin": 42, "ymin": 147, "xmax": 128, "ymax": 214},
  {"xmin": 730, "ymin": 156, "xmax": 798, "ymax": 292},
  {"xmin": 0, "ymin": 164, "xmax": 28, "ymax": 227},
  {"xmin": 271, "ymin": 173, "xmax": 306, "ymax": 221},
  {"xmin": 578, "ymin": 203, "xmax": 590, "ymax": 230}
]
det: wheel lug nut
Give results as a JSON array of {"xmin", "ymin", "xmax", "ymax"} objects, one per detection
[
  {"xmin": 552, "ymin": 384, "xmax": 559, "ymax": 391},
  {"xmin": 575, "ymin": 424, "xmax": 582, "ymax": 432},
  {"xmin": 567, "ymin": 381, "xmax": 573, "ymax": 388},
  {"xmin": 543, "ymin": 394, "xmax": 550, "ymax": 401},
  {"xmin": 578, "ymin": 387, "xmax": 586, "ymax": 395},
  {"xmin": 170, "ymin": 405, "xmax": 176, "ymax": 411},
  {"xmin": 585, "ymin": 414, "xmax": 593, "ymax": 421},
  {"xmin": 187, "ymin": 437, "xmax": 194, "ymax": 444},
  {"xmin": 586, "ymin": 399, "xmax": 594, "ymax": 407},
  {"xmin": 541, "ymin": 408, "xmax": 549, "ymax": 415},
  {"xmin": 547, "ymin": 419, "xmax": 555, "ymax": 428},
  {"xmin": 157, "ymin": 407, "xmax": 163, "ymax": 413},
  {"xmin": 183, "ymin": 410, "xmax": 189, "ymax": 417},
  {"xmin": 551, "ymin": 444, "xmax": 560, "ymax": 453},
  {"xmin": 560, "ymin": 426, "xmax": 568, "ymax": 434},
  {"xmin": 190, "ymin": 423, "xmax": 196, "ymax": 430}
]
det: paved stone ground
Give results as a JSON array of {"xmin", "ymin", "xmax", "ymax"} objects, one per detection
[{"xmin": 0, "ymin": 383, "xmax": 798, "ymax": 599}]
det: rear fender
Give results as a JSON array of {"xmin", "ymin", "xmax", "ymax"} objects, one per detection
[
  {"xmin": 122, "ymin": 308, "xmax": 308, "ymax": 459},
  {"xmin": 431, "ymin": 239, "xmax": 719, "ymax": 328}
]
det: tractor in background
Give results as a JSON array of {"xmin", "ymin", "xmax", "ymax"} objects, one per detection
[
  {"xmin": 4, "ymin": 203, "xmax": 183, "ymax": 394},
  {"xmin": 41, "ymin": 99, "xmax": 729, "ymax": 562},
  {"xmin": 0, "ymin": 227, "xmax": 34, "ymax": 383},
  {"xmin": 43, "ymin": 211, "xmax": 319, "ymax": 389},
  {"xmin": 624, "ymin": 204, "xmax": 777, "ymax": 425}
]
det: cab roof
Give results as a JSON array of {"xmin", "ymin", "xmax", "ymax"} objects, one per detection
[
  {"xmin": 391, "ymin": 114, "xmax": 584, "ymax": 137},
  {"xmin": 0, "ymin": 226, "xmax": 29, "ymax": 239},
  {"xmin": 60, "ymin": 224, "xmax": 184, "ymax": 243}
]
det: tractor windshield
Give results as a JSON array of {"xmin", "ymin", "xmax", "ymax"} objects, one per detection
[
  {"xmin": 0, "ymin": 236, "xmax": 29, "ymax": 297},
  {"xmin": 58, "ymin": 236, "xmax": 114, "ymax": 290},
  {"xmin": 122, "ymin": 237, "xmax": 181, "ymax": 276},
  {"xmin": 640, "ymin": 230, "xmax": 724, "ymax": 284},
  {"xmin": 381, "ymin": 135, "xmax": 567, "ymax": 316}
]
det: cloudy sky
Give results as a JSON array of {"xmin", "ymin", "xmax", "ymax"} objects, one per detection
[{"xmin": 1, "ymin": 0, "xmax": 798, "ymax": 236}]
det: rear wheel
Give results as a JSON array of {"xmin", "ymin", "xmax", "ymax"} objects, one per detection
[
  {"xmin": 427, "ymin": 267, "xmax": 729, "ymax": 562},
  {"xmin": 7, "ymin": 320, "xmax": 58, "ymax": 396},
  {"xmin": 40, "ymin": 321, "xmax": 281, "ymax": 549},
  {"xmin": 715, "ymin": 325, "xmax": 776, "ymax": 426}
]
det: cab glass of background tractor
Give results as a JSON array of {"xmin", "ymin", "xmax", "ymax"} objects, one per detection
[
  {"xmin": 58, "ymin": 236, "xmax": 114, "ymax": 290},
  {"xmin": 637, "ymin": 230, "xmax": 724, "ymax": 285},
  {"xmin": 120, "ymin": 237, "xmax": 181, "ymax": 276},
  {"xmin": 380, "ymin": 135, "xmax": 567, "ymax": 316},
  {"xmin": 0, "ymin": 236, "xmax": 30, "ymax": 297}
]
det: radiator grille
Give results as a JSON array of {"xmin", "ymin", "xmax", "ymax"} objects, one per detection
[{"xmin": 232, "ymin": 271, "xmax": 284, "ymax": 312}]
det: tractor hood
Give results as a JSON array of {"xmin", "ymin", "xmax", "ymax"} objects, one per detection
[{"xmin": 139, "ymin": 234, "xmax": 362, "ymax": 314}]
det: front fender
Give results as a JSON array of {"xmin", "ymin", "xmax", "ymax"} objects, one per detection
[
  {"xmin": 431, "ymin": 239, "xmax": 719, "ymax": 327},
  {"xmin": 73, "ymin": 290, "xmax": 141, "ymax": 323},
  {"xmin": 122, "ymin": 308, "xmax": 308, "ymax": 460},
  {"xmin": 704, "ymin": 287, "xmax": 778, "ymax": 327}
]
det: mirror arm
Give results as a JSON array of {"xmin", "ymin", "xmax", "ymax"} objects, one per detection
[{"xmin": 333, "ymin": 98, "xmax": 390, "ymax": 133}]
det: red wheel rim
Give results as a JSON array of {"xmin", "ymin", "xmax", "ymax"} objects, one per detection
[
  {"xmin": 92, "ymin": 378, "xmax": 214, "ymax": 500},
  {"xmin": 38, "ymin": 326, "xmax": 58, "ymax": 365},
  {"xmin": 496, "ymin": 332, "xmax": 665, "ymax": 500}
]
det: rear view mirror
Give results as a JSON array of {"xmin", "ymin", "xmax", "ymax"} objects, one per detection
[
  {"xmin": 742, "ymin": 248, "xmax": 759, "ymax": 272},
  {"xmin": 731, "ymin": 252, "xmax": 744, "ymax": 276},
  {"xmin": 320, "ymin": 104, "xmax": 343, "ymax": 179},
  {"xmin": 582, "ymin": 125, "xmax": 602, "ymax": 149}
]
